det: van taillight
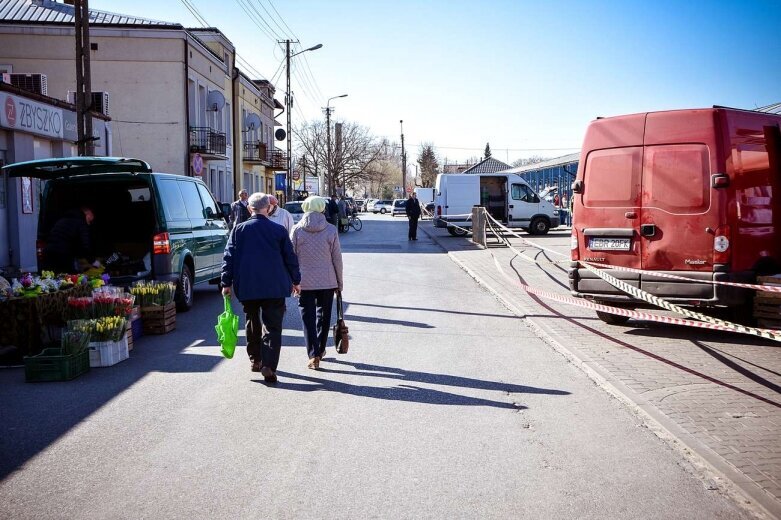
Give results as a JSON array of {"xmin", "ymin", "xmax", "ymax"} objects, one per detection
[
  {"xmin": 570, "ymin": 230, "xmax": 580, "ymax": 261},
  {"xmin": 153, "ymin": 232, "xmax": 171, "ymax": 255},
  {"xmin": 436, "ymin": 206, "xmax": 442, "ymax": 216},
  {"xmin": 713, "ymin": 225, "xmax": 730, "ymax": 264}
]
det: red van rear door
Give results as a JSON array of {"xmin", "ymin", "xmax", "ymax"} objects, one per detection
[{"xmin": 640, "ymin": 111, "xmax": 720, "ymax": 272}]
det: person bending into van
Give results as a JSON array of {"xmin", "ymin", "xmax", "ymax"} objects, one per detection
[
  {"xmin": 41, "ymin": 206, "xmax": 99, "ymax": 273},
  {"xmin": 290, "ymin": 196, "xmax": 343, "ymax": 370},
  {"xmin": 229, "ymin": 189, "xmax": 250, "ymax": 228},
  {"xmin": 405, "ymin": 192, "xmax": 422, "ymax": 240},
  {"xmin": 267, "ymin": 195, "xmax": 295, "ymax": 233},
  {"xmin": 222, "ymin": 193, "xmax": 301, "ymax": 383}
]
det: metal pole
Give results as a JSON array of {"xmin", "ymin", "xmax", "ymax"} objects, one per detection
[
  {"xmin": 75, "ymin": 0, "xmax": 84, "ymax": 156},
  {"xmin": 400, "ymin": 120, "xmax": 406, "ymax": 198},
  {"xmin": 81, "ymin": 0, "xmax": 93, "ymax": 156},
  {"xmin": 285, "ymin": 39, "xmax": 292, "ymax": 202},
  {"xmin": 326, "ymin": 105, "xmax": 332, "ymax": 196}
]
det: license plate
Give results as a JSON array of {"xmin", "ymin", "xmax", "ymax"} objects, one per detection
[{"xmin": 588, "ymin": 237, "xmax": 631, "ymax": 251}]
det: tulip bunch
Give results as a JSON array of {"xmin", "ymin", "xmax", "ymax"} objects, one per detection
[
  {"xmin": 65, "ymin": 297, "xmax": 94, "ymax": 320},
  {"xmin": 131, "ymin": 281, "xmax": 176, "ymax": 307},
  {"xmin": 68, "ymin": 316, "xmax": 127, "ymax": 343},
  {"xmin": 61, "ymin": 330, "xmax": 90, "ymax": 355}
]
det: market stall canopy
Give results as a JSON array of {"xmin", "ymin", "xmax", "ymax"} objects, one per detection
[{"xmin": 2, "ymin": 157, "xmax": 153, "ymax": 180}]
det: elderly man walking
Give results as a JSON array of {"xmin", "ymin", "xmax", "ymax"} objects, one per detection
[
  {"xmin": 221, "ymin": 193, "xmax": 301, "ymax": 383},
  {"xmin": 229, "ymin": 189, "xmax": 250, "ymax": 229}
]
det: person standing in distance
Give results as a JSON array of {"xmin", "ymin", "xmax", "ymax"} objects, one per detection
[
  {"xmin": 267, "ymin": 195, "xmax": 295, "ymax": 233},
  {"xmin": 229, "ymin": 189, "xmax": 250, "ymax": 229},
  {"xmin": 221, "ymin": 193, "xmax": 301, "ymax": 383},
  {"xmin": 405, "ymin": 191, "xmax": 422, "ymax": 240},
  {"xmin": 290, "ymin": 196, "xmax": 343, "ymax": 370}
]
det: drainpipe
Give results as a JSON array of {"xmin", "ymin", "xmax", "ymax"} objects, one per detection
[
  {"xmin": 184, "ymin": 36, "xmax": 190, "ymax": 176},
  {"xmin": 232, "ymin": 66, "xmax": 239, "ymax": 195}
]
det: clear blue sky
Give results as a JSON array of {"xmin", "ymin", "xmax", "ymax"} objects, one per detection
[{"xmin": 91, "ymin": 0, "xmax": 781, "ymax": 164}]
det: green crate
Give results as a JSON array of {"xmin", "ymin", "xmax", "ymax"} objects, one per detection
[{"xmin": 24, "ymin": 348, "xmax": 90, "ymax": 382}]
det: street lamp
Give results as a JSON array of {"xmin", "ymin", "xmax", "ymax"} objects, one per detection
[
  {"xmin": 325, "ymin": 94, "xmax": 348, "ymax": 196},
  {"xmin": 285, "ymin": 41, "xmax": 322, "ymax": 202}
]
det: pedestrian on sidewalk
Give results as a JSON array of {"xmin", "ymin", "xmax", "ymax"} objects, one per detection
[
  {"xmin": 290, "ymin": 196, "xmax": 343, "ymax": 370},
  {"xmin": 221, "ymin": 192, "xmax": 301, "ymax": 383},
  {"xmin": 326, "ymin": 194, "xmax": 340, "ymax": 227},
  {"xmin": 405, "ymin": 191, "xmax": 422, "ymax": 240},
  {"xmin": 267, "ymin": 195, "xmax": 295, "ymax": 233}
]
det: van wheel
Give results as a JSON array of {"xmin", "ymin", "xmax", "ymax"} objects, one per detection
[
  {"xmin": 447, "ymin": 225, "xmax": 467, "ymax": 237},
  {"xmin": 175, "ymin": 264, "xmax": 194, "ymax": 312},
  {"xmin": 529, "ymin": 217, "xmax": 550, "ymax": 235},
  {"xmin": 595, "ymin": 310, "xmax": 630, "ymax": 325}
]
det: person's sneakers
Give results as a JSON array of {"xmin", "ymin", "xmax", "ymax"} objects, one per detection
[
  {"xmin": 307, "ymin": 357, "xmax": 320, "ymax": 370},
  {"xmin": 251, "ymin": 360, "xmax": 261, "ymax": 372},
  {"xmin": 319, "ymin": 350, "xmax": 326, "ymax": 361},
  {"xmin": 260, "ymin": 366, "xmax": 277, "ymax": 383}
]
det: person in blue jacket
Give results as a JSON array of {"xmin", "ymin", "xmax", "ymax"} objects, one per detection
[{"xmin": 221, "ymin": 192, "xmax": 301, "ymax": 383}]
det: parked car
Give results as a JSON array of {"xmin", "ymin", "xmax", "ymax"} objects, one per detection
[
  {"xmin": 391, "ymin": 199, "xmax": 407, "ymax": 216},
  {"xmin": 370, "ymin": 200, "xmax": 393, "ymax": 214},
  {"xmin": 354, "ymin": 199, "xmax": 365, "ymax": 212},
  {"xmin": 284, "ymin": 201, "xmax": 304, "ymax": 225},
  {"xmin": 3, "ymin": 156, "xmax": 229, "ymax": 312}
]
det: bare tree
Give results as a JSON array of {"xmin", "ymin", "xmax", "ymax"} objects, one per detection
[
  {"xmin": 294, "ymin": 120, "xmax": 387, "ymax": 196},
  {"xmin": 511, "ymin": 155, "xmax": 550, "ymax": 168}
]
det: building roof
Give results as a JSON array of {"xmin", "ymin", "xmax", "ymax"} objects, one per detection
[
  {"xmin": 0, "ymin": 0, "xmax": 182, "ymax": 27},
  {"xmin": 501, "ymin": 152, "xmax": 581, "ymax": 174},
  {"xmin": 757, "ymin": 102, "xmax": 781, "ymax": 114},
  {"xmin": 461, "ymin": 157, "xmax": 511, "ymax": 174}
]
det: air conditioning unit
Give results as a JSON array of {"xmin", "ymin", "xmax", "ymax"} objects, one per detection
[
  {"xmin": 66, "ymin": 91, "xmax": 110, "ymax": 116},
  {"xmin": 7, "ymin": 73, "xmax": 47, "ymax": 96}
]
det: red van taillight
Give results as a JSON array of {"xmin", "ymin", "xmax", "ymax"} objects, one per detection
[
  {"xmin": 153, "ymin": 232, "xmax": 171, "ymax": 255},
  {"xmin": 570, "ymin": 230, "xmax": 580, "ymax": 261},
  {"xmin": 713, "ymin": 225, "xmax": 731, "ymax": 264},
  {"xmin": 436, "ymin": 205, "xmax": 442, "ymax": 217}
]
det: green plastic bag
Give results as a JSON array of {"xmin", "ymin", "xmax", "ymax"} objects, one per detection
[{"xmin": 215, "ymin": 295, "xmax": 239, "ymax": 359}]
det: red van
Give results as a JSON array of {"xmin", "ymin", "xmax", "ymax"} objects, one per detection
[{"xmin": 569, "ymin": 107, "xmax": 781, "ymax": 324}]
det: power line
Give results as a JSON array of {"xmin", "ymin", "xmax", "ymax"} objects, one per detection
[
  {"xmin": 251, "ymin": 0, "xmax": 290, "ymax": 38},
  {"xmin": 410, "ymin": 144, "xmax": 580, "ymax": 152},
  {"xmin": 235, "ymin": 0, "xmax": 281, "ymax": 42}
]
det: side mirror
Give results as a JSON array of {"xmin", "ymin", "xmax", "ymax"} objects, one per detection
[
  {"xmin": 572, "ymin": 180, "xmax": 584, "ymax": 194},
  {"xmin": 221, "ymin": 202, "xmax": 231, "ymax": 220}
]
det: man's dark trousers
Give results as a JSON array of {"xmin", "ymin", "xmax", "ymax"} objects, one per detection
[
  {"xmin": 242, "ymin": 298, "xmax": 285, "ymax": 371},
  {"xmin": 297, "ymin": 289, "xmax": 335, "ymax": 359},
  {"xmin": 408, "ymin": 216, "xmax": 419, "ymax": 240}
]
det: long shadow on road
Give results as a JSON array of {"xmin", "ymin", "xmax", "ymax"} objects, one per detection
[{"xmin": 270, "ymin": 359, "xmax": 571, "ymax": 410}]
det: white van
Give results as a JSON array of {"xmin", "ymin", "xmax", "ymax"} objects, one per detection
[{"xmin": 433, "ymin": 173, "xmax": 559, "ymax": 236}]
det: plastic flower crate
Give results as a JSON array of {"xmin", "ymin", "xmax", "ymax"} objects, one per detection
[
  {"xmin": 24, "ymin": 348, "xmax": 90, "ymax": 382},
  {"xmin": 88, "ymin": 335, "xmax": 129, "ymax": 367}
]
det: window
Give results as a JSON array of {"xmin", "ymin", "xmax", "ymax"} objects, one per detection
[
  {"xmin": 225, "ymin": 102, "xmax": 231, "ymax": 145},
  {"xmin": 197, "ymin": 182, "xmax": 219, "ymax": 218},
  {"xmin": 157, "ymin": 179, "xmax": 188, "ymax": 220},
  {"xmin": 583, "ymin": 147, "xmax": 642, "ymax": 207},
  {"xmin": 511, "ymin": 184, "xmax": 538, "ymax": 203},
  {"xmin": 179, "ymin": 180, "xmax": 207, "ymax": 220},
  {"xmin": 644, "ymin": 144, "xmax": 709, "ymax": 213}
]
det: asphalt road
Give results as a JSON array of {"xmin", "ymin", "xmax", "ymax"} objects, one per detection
[{"xmin": 0, "ymin": 213, "xmax": 750, "ymax": 519}]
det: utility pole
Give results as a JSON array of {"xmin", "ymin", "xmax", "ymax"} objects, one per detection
[
  {"xmin": 325, "ymin": 105, "xmax": 333, "ymax": 196},
  {"xmin": 74, "ymin": 0, "xmax": 94, "ymax": 156},
  {"xmin": 285, "ymin": 39, "xmax": 292, "ymax": 203},
  {"xmin": 400, "ymin": 120, "xmax": 407, "ymax": 198}
]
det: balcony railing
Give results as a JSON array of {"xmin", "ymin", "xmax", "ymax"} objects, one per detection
[
  {"xmin": 242, "ymin": 140, "xmax": 287, "ymax": 169},
  {"xmin": 189, "ymin": 127, "xmax": 226, "ymax": 156}
]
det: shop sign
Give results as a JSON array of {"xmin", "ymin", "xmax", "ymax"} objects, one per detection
[{"xmin": 0, "ymin": 92, "xmax": 67, "ymax": 139}]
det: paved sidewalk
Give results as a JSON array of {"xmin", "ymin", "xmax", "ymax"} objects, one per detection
[{"xmin": 421, "ymin": 222, "xmax": 781, "ymax": 520}]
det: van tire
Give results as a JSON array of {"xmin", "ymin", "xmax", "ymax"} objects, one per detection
[
  {"xmin": 175, "ymin": 264, "xmax": 194, "ymax": 312},
  {"xmin": 529, "ymin": 217, "xmax": 550, "ymax": 235},
  {"xmin": 595, "ymin": 310, "xmax": 630, "ymax": 325}
]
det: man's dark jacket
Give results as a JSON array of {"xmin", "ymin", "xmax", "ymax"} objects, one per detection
[
  {"xmin": 42, "ymin": 209, "xmax": 93, "ymax": 271},
  {"xmin": 405, "ymin": 197, "xmax": 422, "ymax": 218},
  {"xmin": 230, "ymin": 200, "xmax": 250, "ymax": 227},
  {"xmin": 326, "ymin": 198, "xmax": 340, "ymax": 225},
  {"xmin": 221, "ymin": 215, "xmax": 301, "ymax": 301}
]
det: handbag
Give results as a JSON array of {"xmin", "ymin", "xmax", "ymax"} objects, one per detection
[
  {"xmin": 332, "ymin": 291, "xmax": 349, "ymax": 354},
  {"xmin": 215, "ymin": 295, "xmax": 239, "ymax": 359}
]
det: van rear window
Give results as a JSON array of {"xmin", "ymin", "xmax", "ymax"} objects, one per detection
[
  {"xmin": 157, "ymin": 179, "xmax": 188, "ymax": 220},
  {"xmin": 644, "ymin": 144, "xmax": 709, "ymax": 213},
  {"xmin": 583, "ymin": 147, "xmax": 641, "ymax": 207}
]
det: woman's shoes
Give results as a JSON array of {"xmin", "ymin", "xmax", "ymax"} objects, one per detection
[{"xmin": 307, "ymin": 357, "xmax": 320, "ymax": 370}]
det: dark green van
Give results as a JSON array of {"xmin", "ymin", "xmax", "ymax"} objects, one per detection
[{"xmin": 3, "ymin": 157, "xmax": 229, "ymax": 312}]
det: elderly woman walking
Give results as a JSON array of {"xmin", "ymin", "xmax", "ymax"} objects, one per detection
[{"xmin": 290, "ymin": 196, "xmax": 344, "ymax": 369}]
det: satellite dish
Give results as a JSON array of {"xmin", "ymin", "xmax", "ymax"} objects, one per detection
[
  {"xmin": 206, "ymin": 90, "xmax": 225, "ymax": 111},
  {"xmin": 245, "ymin": 113, "xmax": 261, "ymax": 130},
  {"xmin": 275, "ymin": 128, "xmax": 286, "ymax": 141}
]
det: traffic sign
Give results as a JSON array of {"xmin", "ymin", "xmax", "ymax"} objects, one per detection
[
  {"xmin": 406, "ymin": 186, "xmax": 412, "ymax": 193},
  {"xmin": 191, "ymin": 153, "xmax": 203, "ymax": 176},
  {"xmin": 292, "ymin": 171, "xmax": 300, "ymax": 181}
]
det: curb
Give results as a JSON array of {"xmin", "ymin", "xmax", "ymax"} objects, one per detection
[{"xmin": 420, "ymin": 223, "xmax": 778, "ymax": 520}]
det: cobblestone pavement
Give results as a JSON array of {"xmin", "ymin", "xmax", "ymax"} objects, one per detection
[{"xmin": 422, "ymin": 222, "xmax": 781, "ymax": 520}]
